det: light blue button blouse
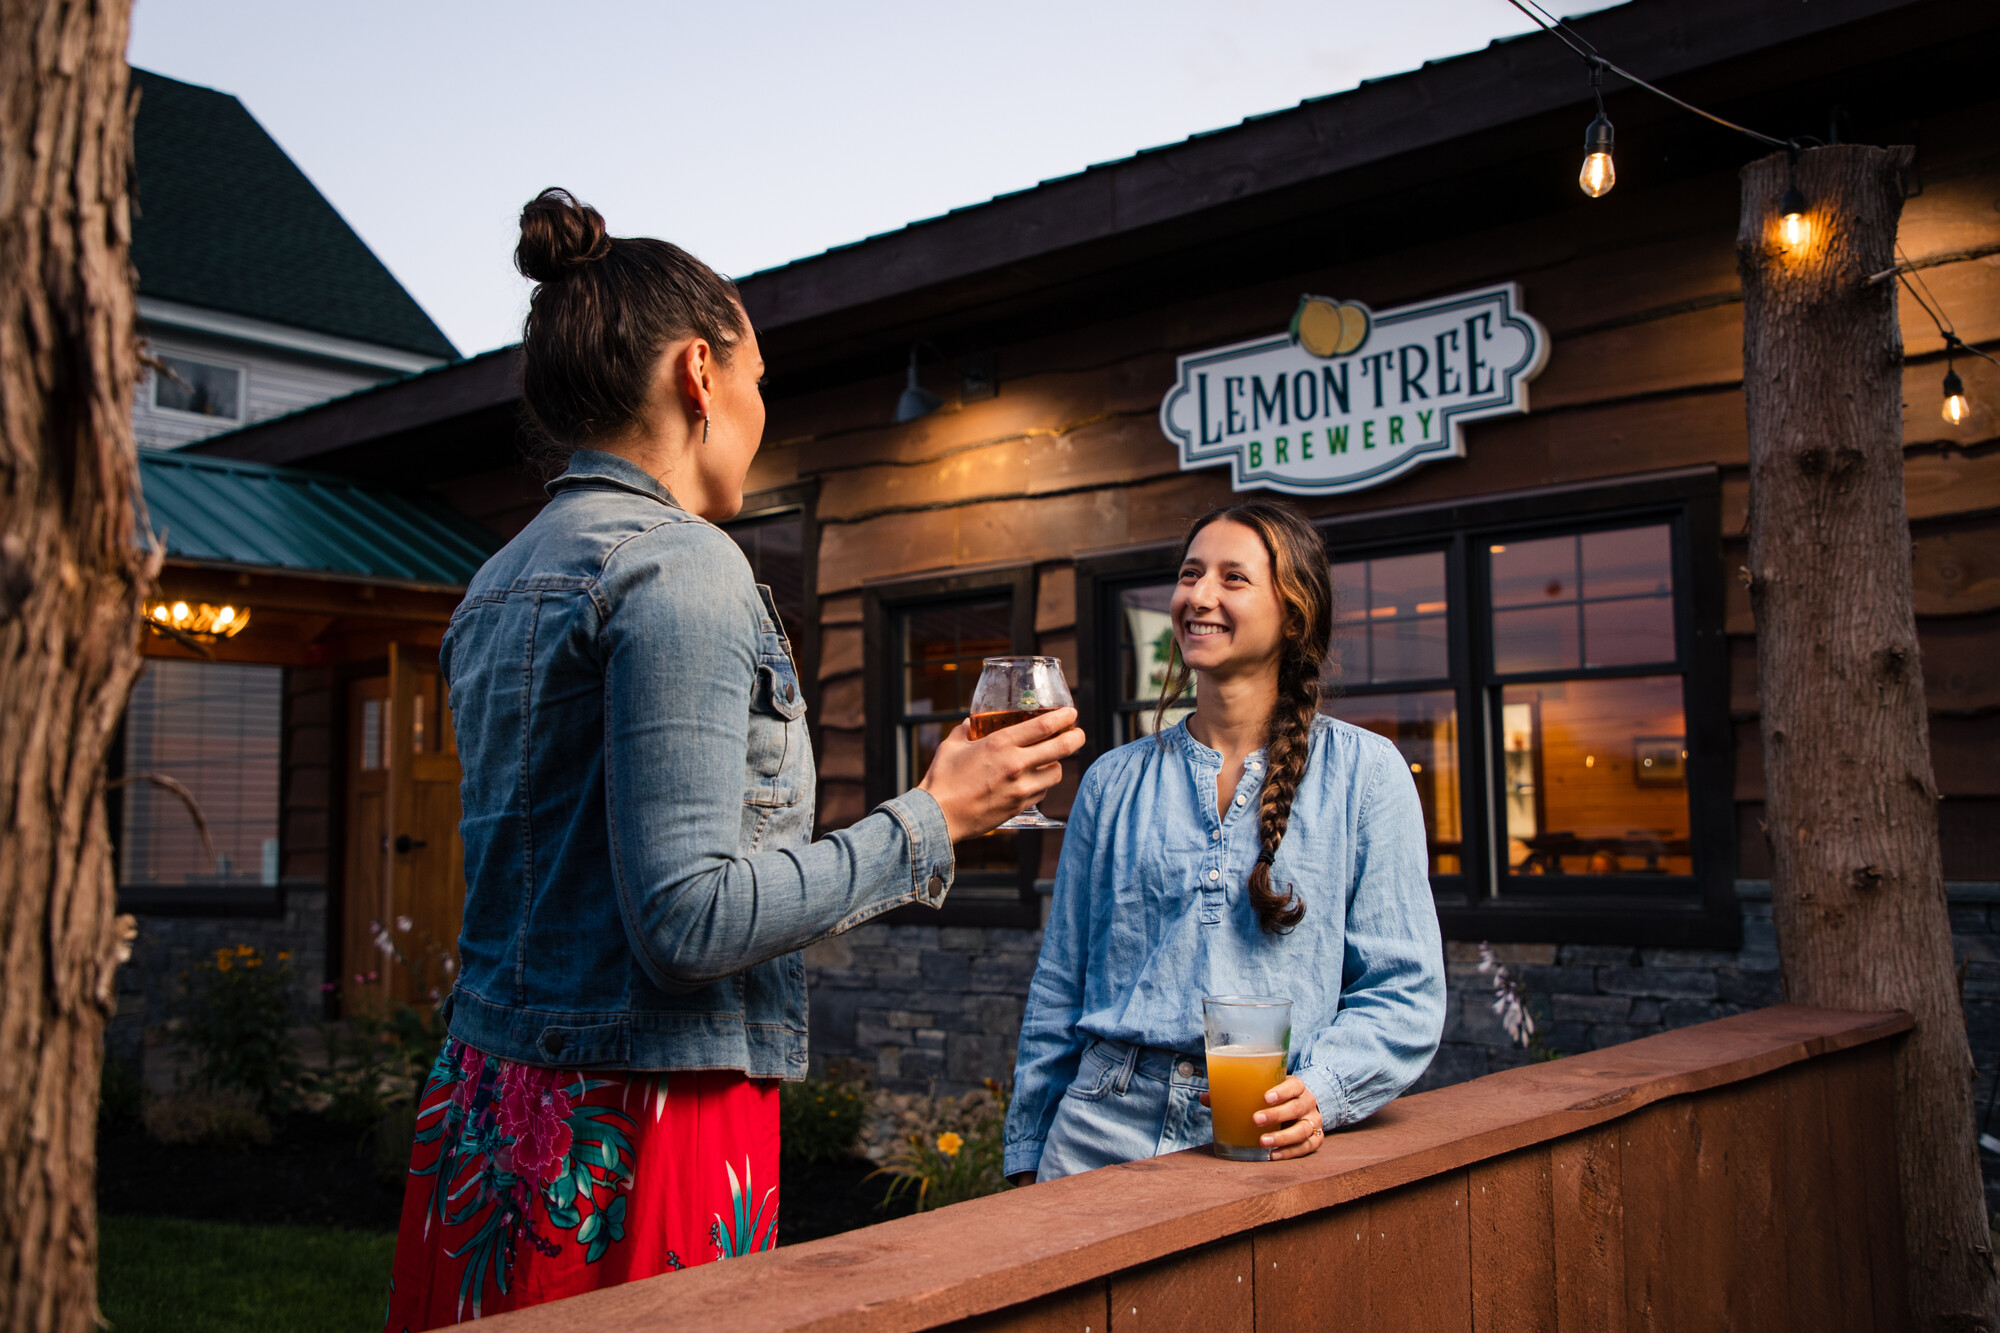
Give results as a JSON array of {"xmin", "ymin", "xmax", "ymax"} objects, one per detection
[{"xmin": 1003, "ymin": 715, "xmax": 1446, "ymax": 1178}]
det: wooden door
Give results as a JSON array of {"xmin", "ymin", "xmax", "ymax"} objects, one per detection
[{"xmin": 342, "ymin": 644, "xmax": 463, "ymax": 1011}]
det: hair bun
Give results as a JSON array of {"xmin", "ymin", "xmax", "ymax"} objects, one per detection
[{"xmin": 516, "ymin": 187, "xmax": 612, "ymax": 283}]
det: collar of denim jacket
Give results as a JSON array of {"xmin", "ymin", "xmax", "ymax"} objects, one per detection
[{"xmin": 545, "ymin": 448, "xmax": 683, "ymax": 509}]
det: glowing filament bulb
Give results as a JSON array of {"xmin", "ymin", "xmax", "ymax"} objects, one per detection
[
  {"xmin": 151, "ymin": 604, "xmax": 169, "ymax": 622},
  {"xmin": 215, "ymin": 606, "xmax": 235, "ymax": 626},
  {"xmin": 1779, "ymin": 182, "xmax": 1808, "ymax": 250},
  {"xmin": 1579, "ymin": 114, "xmax": 1615, "ymax": 198},
  {"xmin": 171, "ymin": 601, "xmax": 190, "ymax": 623},
  {"xmin": 1943, "ymin": 367, "xmax": 1968, "ymax": 425}
]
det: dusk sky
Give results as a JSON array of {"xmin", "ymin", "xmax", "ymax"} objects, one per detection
[{"xmin": 128, "ymin": 1, "xmax": 1619, "ymax": 355}]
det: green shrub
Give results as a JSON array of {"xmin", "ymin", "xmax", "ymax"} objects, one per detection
[
  {"xmin": 179, "ymin": 946, "xmax": 301, "ymax": 1116},
  {"xmin": 780, "ymin": 1075, "xmax": 868, "ymax": 1164},
  {"xmin": 312, "ymin": 995, "xmax": 446, "ymax": 1141},
  {"xmin": 873, "ymin": 1080, "xmax": 1010, "ymax": 1212}
]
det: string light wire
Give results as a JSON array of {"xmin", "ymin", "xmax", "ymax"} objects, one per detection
[
  {"xmin": 1502, "ymin": 0, "xmax": 1792, "ymax": 149},
  {"xmin": 1897, "ymin": 245, "xmax": 2000, "ymax": 370},
  {"xmin": 1501, "ymin": 0, "xmax": 1991, "ymax": 415}
]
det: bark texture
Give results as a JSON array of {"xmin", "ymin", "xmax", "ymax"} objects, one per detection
[
  {"xmin": 1741, "ymin": 144, "xmax": 1997, "ymax": 1330},
  {"xmin": 0, "ymin": 1, "xmax": 149, "ymax": 1328}
]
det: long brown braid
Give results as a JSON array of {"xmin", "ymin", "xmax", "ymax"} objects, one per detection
[{"xmin": 1152, "ymin": 502, "xmax": 1333, "ymax": 934}]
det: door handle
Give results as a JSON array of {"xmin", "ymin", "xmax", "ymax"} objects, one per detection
[{"xmin": 394, "ymin": 835, "xmax": 429, "ymax": 854}]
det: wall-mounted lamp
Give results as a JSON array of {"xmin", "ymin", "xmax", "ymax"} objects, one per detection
[
  {"xmin": 147, "ymin": 599, "xmax": 251, "ymax": 641},
  {"xmin": 892, "ymin": 342, "xmax": 997, "ymax": 424},
  {"xmin": 894, "ymin": 347, "xmax": 944, "ymax": 423}
]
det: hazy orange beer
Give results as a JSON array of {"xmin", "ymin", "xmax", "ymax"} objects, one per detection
[{"xmin": 1201, "ymin": 995, "xmax": 1293, "ymax": 1161}]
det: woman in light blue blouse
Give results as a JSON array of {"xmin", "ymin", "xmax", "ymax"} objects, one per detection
[{"xmin": 1004, "ymin": 501, "xmax": 1445, "ymax": 1182}]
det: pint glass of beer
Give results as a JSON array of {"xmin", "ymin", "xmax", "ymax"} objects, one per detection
[{"xmin": 1202, "ymin": 995, "xmax": 1293, "ymax": 1161}]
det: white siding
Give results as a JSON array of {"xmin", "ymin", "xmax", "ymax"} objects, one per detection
[{"xmin": 134, "ymin": 326, "xmax": 400, "ymax": 451}]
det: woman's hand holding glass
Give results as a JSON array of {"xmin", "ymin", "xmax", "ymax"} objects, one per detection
[
  {"xmin": 1197, "ymin": 1077, "xmax": 1325, "ymax": 1160},
  {"xmin": 917, "ymin": 707, "xmax": 1084, "ymax": 843}
]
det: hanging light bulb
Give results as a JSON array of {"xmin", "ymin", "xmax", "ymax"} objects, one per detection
[
  {"xmin": 1943, "ymin": 365, "xmax": 1968, "ymax": 425},
  {"xmin": 1780, "ymin": 184, "xmax": 1808, "ymax": 248},
  {"xmin": 1578, "ymin": 62, "xmax": 1614, "ymax": 198},
  {"xmin": 1779, "ymin": 146, "xmax": 1808, "ymax": 249},
  {"xmin": 1579, "ymin": 115, "xmax": 1616, "ymax": 197}
]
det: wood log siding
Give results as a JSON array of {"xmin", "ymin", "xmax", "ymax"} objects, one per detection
[
  {"xmin": 770, "ymin": 125, "xmax": 1999, "ymax": 881},
  {"xmin": 480, "ymin": 1006, "xmax": 1910, "ymax": 1333}
]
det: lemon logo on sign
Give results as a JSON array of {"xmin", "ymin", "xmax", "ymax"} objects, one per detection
[
  {"xmin": 1290, "ymin": 296, "xmax": 1371, "ymax": 359},
  {"xmin": 1159, "ymin": 282, "xmax": 1549, "ymax": 497}
]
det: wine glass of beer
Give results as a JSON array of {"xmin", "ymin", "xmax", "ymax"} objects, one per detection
[
  {"xmin": 969, "ymin": 656, "xmax": 1073, "ymax": 830},
  {"xmin": 1203, "ymin": 995, "xmax": 1293, "ymax": 1161}
]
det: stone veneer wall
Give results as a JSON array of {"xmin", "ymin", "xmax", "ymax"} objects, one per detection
[
  {"xmin": 105, "ymin": 886, "xmax": 328, "ymax": 1080},
  {"xmin": 804, "ymin": 883, "xmax": 2000, "ymax": 1110}
]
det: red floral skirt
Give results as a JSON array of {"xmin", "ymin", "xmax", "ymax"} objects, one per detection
[{"xmin": 384, "ymin": 1039, "xmax": 779, "ymax": 1331}]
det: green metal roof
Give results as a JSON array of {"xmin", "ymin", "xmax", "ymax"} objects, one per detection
[
  {"xmin": 130, "ymin": 69, "xmax": 459, "ymax": 361},
  {"xmin": 139, "ymin": 450, "xmax": 498, "ymax": 589}
]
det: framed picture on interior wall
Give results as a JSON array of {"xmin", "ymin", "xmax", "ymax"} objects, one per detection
[{"xmin": 1632, "ymin": 736, "xmax": 1687, "ymax": 787}]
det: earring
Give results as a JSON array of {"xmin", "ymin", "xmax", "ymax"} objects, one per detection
[{"xmin": 702, "ymin": 414, "xmax": 710, "ymax": 445}]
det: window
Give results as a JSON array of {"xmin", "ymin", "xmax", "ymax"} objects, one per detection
[
  {"xmin": 722, "ymin": 485, "xmax": 817, "ymax": 724},
  {"xmin": 116, "ymin": 660, "xmax": 283, "ymax": 904},
  {"xmin": 152, "ymin": 354, "xmax": 243, "ymax": 421},
  {"xmin": 1077, "ymin": 472, "xmax": 1732, "ymax": 945},
  {"xmin": 864, "ymin": 568, "xmax": 1040, "ymax": 926}
]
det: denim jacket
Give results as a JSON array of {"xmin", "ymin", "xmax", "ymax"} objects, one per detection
[
  {"xmin": 1003, "ymin": 716, "xmax": 1445, "ymax": 1177},
  {"xmin": 439, "ymin": 450, "xmax": 956, "ymax": 1077}
]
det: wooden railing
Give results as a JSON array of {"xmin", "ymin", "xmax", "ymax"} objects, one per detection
[{"xmin": 488, "ymin": 1006, "xmax": 1910, "ymax": 1332}]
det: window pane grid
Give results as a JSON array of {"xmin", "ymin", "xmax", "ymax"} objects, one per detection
[
  {"xmin": 120, "ymin": 660, "xmax": 282, "ymax": 888},
  {"xmin": 894, "ymin": 595, "xmax": 1016, "ymax": 873}
]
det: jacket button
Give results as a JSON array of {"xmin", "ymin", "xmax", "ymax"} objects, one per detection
[
  {"xmin": 542, "ymin": 1031, "xmax": 566, "ymax": 1056},
  {"xmin": 784, "ymin": 681, "xmax": 796, "ymax": 702},
  {"xmin": 1177, "ymin": 1061, "xmax": 1194, "ymax": 1078}
]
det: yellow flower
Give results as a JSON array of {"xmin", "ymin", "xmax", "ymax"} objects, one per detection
[
  {"xmin": 235, "ymin": 944, "xmax": 255, "ymax": 957},
  {"xmin": 277, "ymin": 951, "xmax": 291, "ymax": 962},
  {"xmin": 244, "ymin": 957, "xmax": 261, "ymax": 968},
  {"xmin": 215, "ymin": 957, "xmax": 232, "ymax": 972},
  {"xmin": 936, "ymin": 1132, "xmax": 963, "ymax": 1157}
]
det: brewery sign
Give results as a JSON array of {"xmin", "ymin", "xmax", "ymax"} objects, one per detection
[{"xmin": 1158, "ymin": 283, "xmax": 1549, "ymax": 496}]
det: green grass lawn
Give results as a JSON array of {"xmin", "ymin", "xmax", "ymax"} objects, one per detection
[{"xmin": 99, "ymin": 1215, "xmax": 395, "ymax": 1333}]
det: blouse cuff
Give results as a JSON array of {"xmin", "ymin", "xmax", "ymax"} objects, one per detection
[{"xmin": 1295, "ymin": 1061, "xmax": 1351, "ymax": 1131}]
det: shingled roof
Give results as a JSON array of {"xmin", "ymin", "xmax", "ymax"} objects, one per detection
[{"xmin": 131, "ymin": 68, "xmax": 458, "ymax": 362}]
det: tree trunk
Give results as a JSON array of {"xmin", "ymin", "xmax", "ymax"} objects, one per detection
[
  {"xmin": 1741, "ymin": 144, "xmax": 1998, "ymax": 1329},
  {"xmin": 0, "ymin": 1, "xmax": 148, "ymax": 1328}
]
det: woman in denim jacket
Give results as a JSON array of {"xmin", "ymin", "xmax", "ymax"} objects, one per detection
[
  {"xmin": 385, "ymin": 190, "xmax": 1082, "ymax": 1329},
  {"xmin": 1004, "ymin": 502, "xmax": 1444, "ymax": 1182}
]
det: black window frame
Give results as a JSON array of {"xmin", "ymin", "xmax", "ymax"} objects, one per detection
[
  {"xmin": 722, "ymin": 481, "xmax": 821, "ymax": 751},
  {"xmin": 109, "ymin": 657, "xmax": 291, "ymax": 919},
  {"xmin": 1074, "ymin": 468, "xmax": 1735, "ymax": 947},
  {"xmin": 864, "ymin": 566, "xmax": 1042, "ymax": 928}
]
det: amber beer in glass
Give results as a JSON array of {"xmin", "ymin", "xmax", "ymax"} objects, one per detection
[
  {"xmin": 968, "ymin": 656, "xmax": 1072, "ymax": 830},
  {"xmin": 1202, "ymin": 995, "xmax": 1293, "ymax": 1161}
]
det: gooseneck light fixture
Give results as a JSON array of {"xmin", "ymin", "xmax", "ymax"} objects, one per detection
[
  {"xmin": 1578, "ymin": 62, "xmax": 1616, "ymax": 198},
  {"xmin": 894, "ymin": 346, "xmax": 945, "ymax": 424}
]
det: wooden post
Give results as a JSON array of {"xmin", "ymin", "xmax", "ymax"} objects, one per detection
[
  {"xmin": 1740, "ymin": 143, "xmax": 1998, "ymax": 1327},
  {"xmin": 0, "ymin": 1, "xmax": 149, "ymax": 1327}
]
